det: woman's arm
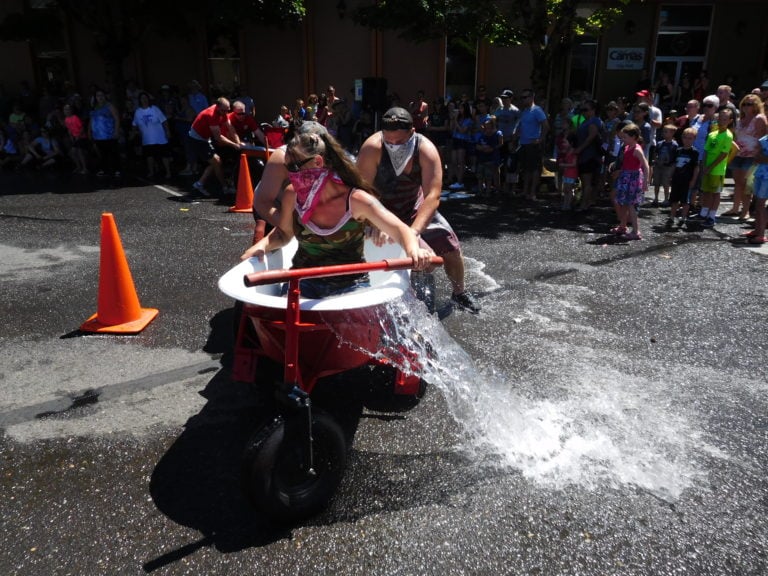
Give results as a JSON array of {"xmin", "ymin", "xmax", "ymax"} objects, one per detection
[
  {"xmin": 350, "ymin": 190, "xmax": 433, "ymax": 270},
  {"xmin": 241, "ymin": 187, "xmax": 296, "ymax": 260},
  {"xmin": 634, "ymin": 146, "xmax": 650, "ymax": 190}
]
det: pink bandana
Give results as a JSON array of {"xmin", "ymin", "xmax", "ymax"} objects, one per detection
[{"xmin": 290, "ymin": 168, "xmax": 344, "ymax": 224}]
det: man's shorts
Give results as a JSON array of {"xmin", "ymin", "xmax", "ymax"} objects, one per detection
[
  {"xmin": 475, "ymin": 161, "xmax": 499, "ymax": 181},
  {"xmin": 701, "ymin": 173, "xmax": 724, "ymax": 194},
  {"xmin": 518, "ymin": 143, "xmax": 543, "ymax": 172},
  {"xmin": 753, "ymin": 176, "xmax": 768, "ymax": 200},
  {"xmin": 420, "ymin": 211, "xmax": 460, "ymax": 256},
  {"xmin": 578, "ymin": 157, "xmax": 601, "ymax": 177},
  {"xmin": 142, "ymin": 143, "xmax": 171, "ymax": 159},
  {"xmin": 188, "ymin": 135, "xmax": 215, "ymax": 163}
]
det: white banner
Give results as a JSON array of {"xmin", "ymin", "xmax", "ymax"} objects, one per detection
[{"xmin": 607, "ymin": 48, "xmax": 645, "ymax": 70}]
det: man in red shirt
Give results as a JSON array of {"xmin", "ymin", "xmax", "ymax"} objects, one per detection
[
  {"xmin": 227, "ymin": 99, "xmax": 267, "ymax": 190},
  {"xmin": 228, "ymin": 100, "xmax": 265, "ymax": 146},
  {"xmin": 188, "ymin": 97, "xmax": 243, "ymax": 196}
]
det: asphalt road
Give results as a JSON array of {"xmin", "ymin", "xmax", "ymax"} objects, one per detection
[{"xmin": 1, "ymin": 170, "xmax": 767, "ymax": 575}]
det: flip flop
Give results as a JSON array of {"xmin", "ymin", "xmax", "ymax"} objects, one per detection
[{"xmin": 747, "ymin": 236, "xmax": 767, "ymax": 245}]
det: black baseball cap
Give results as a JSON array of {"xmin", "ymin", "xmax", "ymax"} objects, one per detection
[{"xmin": 382, "ymin": 107, "xmax": 413, "ymax": 131}]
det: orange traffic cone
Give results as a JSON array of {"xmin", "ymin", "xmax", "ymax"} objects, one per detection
[
  {"xmin": 229, "ymin": 153, "xmax": 254, "ymax": 213},
  {"xmin": 80, "ymin": 213, "xmax": 159, "ymax": 334}
]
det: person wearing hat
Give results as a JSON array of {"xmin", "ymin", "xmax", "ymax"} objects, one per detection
[
  {"xmin": 635, "ymin": 89, "xmax": 662, "ymax": 130},
  {"xmin": 759, "ymin": 80, "xmax": 768, "ymax": 106},
  {"xmin": 494, "ymin": 89, "xmax": 520, "ymax": 193},
  {"xmin": 357, "ymin": 107, "xmax": 481, "ymax": 313}
]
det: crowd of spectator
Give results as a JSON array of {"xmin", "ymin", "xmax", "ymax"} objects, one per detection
[{"xmin": 3, "ymin": 74, "xmax": 768, "ymax": 241}]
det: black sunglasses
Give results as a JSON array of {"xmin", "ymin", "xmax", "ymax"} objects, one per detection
[{"xmin": 285, "ymin": 156, "xmax": 314, "ymax": 172}]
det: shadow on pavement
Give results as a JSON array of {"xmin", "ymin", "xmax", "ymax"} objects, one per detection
[{"xmin": 145, "ymin": 306, "xmax": 502, "ymax": 570}]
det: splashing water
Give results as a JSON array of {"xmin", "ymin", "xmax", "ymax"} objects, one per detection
[{"xmin": 330, "ymin": 279, "xmax": 712, "ymax": 501}]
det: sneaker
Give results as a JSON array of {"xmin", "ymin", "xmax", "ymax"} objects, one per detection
[
  {"xmin": 451, "ymin": 291, "xmax": 481, "ymax": 313},
  {"xmin": 448, "ymin": 182, "xmax": 464, "ymax": 190},
  {"xmin": 702, "ymin": 217, "xmax": 715, "ymax": 228},
  {"xmin": 609, "ymin": 225, "xmax": 627, "ymax": 235},
  {"xmin": 192, "ymin": 181, "xmax": 210, "ymax": 197}
]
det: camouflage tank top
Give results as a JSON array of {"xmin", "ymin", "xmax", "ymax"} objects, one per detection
[{"xmin": 291, "ymin": 190, "xmax": 368, "ymax": 293}]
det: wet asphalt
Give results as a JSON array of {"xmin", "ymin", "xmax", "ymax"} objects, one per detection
[{"xmin": 1, "ymin": 169, "xmax": 767, "ymax": 575}]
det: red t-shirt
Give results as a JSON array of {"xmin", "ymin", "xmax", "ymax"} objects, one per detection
[
  {"xmin": 191, "ymin": 105, "xmax": 230, "ymax": 139},
  {"xmin": 64, "ymin": 115, "xmax": 86, "ymax": 139},
  {"xmin": 228, "ymin": 111, "xmax": 259, "ymax": 138}
]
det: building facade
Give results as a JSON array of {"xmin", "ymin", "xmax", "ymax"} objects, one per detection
[{"xmin": 1, "ymin": 0, "xmax": 766, "ymax": 120}]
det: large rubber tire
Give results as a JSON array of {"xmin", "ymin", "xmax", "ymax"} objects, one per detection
[{"xmin": 241, "ymin": 410, "xmax": 347, "ymax": 522}]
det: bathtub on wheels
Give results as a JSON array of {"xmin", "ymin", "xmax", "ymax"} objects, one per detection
[{"xmin": 218, "ymin": 239, "xmax": 441, "ymax": 521}]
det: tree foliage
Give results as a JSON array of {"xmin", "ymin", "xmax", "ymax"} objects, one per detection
[
  {"xmin": 0, "ymin": 0, "xmax": 305, "ymax": 101},
  {"xmin": 353, "ymin": 0, "xmax": 629, "ymax": 106}
]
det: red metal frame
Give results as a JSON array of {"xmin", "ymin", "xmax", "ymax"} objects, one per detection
[{"xmin": 238, "ymin": 257, "xmax": 442, "ymax": 394}]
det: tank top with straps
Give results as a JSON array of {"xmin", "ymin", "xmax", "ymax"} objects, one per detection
[
  {"xmin": 291, "ymin": 189, "xmax": 368, "ymax": 291},
  {"xmin": 373, "ymin": 133, "xmax": 424, "ymax": 225}
]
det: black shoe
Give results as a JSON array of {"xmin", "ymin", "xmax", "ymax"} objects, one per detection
[{"xmin": 451, "ymin": 291, "xmax": 480, "ymax": 313}]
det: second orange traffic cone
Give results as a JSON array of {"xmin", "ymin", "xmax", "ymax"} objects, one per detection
[
  {"xmin": 80, "ymin": 213, "xmax": 159, "ymax": 334},
  {"xmin": 229, "ymin": 153, "xmax": 254, "ymax": 213}
]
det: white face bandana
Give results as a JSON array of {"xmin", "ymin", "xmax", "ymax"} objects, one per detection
[{"xmin": 383, "ymin": 132, "xmax": 416, "ymax": 176}]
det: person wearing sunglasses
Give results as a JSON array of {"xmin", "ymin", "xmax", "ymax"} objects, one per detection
[
  {"xmin": 241, "ymin": 130, "xmax": 433, "ymax": 298},
  {"xmin": 722, "ymin": 94, "xmax": 766, "ymax": 219},
  {"xmin": 688, "ymin": 94, "xmax": 721, "ymax": 212}
]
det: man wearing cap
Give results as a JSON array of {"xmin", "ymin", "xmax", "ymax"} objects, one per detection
[
  {"xmin": 759, "ymin": 80, "xmax": 768, "ymax": 106},
  {"xmin": 514, "ymin": 89, "xmax": 549, "ymax": 201},
  {"xmin": 495, "ymin": 89, "xmax": 520, "ymax": 192},
  {"xmin": 357, "ymin": 107, "xmax": 481, "ymax": 313},
  {"xmin": 635, "ymin": 89, "xmax": 662, "ymax": 130}
]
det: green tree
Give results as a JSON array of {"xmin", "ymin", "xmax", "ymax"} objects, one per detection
[
  {"xmin": 352, "ymin": 0, "xmax": 629, "ymax": 110},
  {"xmin": 0, "ymin": 0, "xmax": 305, "ymax": 104}
]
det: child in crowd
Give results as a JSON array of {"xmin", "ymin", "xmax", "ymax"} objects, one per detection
[
  {"xmin": 745, "ymin": 133, "xmax": 768, "ymax": 244},
  {"xmin": 474, "ymin": 116, "xmax": 503, "ymax": 196},
  {"xmin": 692, "ymin": 108, "xmax": 735, "ymax": 228},
  {"xmin": 612, "ymin": 123, "xmax": 649, "ymax": 240},
  {"xmin": 557, "ymin": 133, "xmax": 579, "ymax": 210},
  {"xmin": 63, "ymin": 104, "xmax": 88, "ymax": 174},
  {"xmin": 653, "ymin": 124, "xmax": 678, "ymax": 206},
  {"xmin": 668, "ymin": 127, "xmax": 699, "ymax": 227}
]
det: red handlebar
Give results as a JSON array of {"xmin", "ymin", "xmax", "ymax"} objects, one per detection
[{"xmin": 243, "ymin": 256, "xmax": 444, "ymax": 287}]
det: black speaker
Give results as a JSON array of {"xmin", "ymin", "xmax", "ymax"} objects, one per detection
[{"xmin": 362, "ymin": 77, "xmax": 388, "ymax": 111}]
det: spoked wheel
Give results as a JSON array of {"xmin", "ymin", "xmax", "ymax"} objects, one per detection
[{"xmin": 241, "ymin": 410, "xmax": 347, "ymax": 522}]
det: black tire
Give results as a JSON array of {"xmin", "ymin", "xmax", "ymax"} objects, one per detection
[{"xmin": 241, "ymin": 410, "xmax": 347, "ymax": 522}]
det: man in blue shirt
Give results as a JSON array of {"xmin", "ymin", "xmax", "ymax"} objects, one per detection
[{"xmin": 514, "ymin": 89, "xmax": 549, "ymax": 200}]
